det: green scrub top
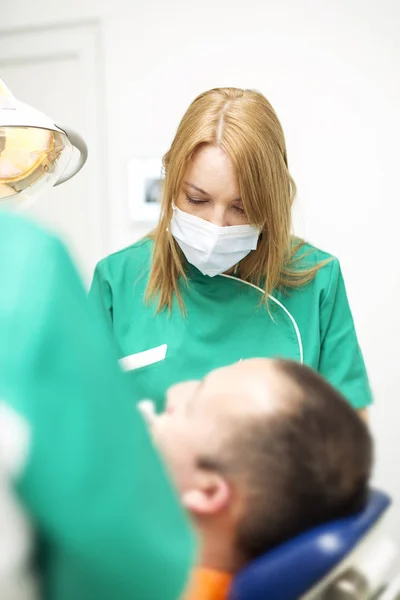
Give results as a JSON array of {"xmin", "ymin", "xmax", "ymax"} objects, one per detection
[
  {"xmin": 0, "ymin": 214, "xmax": 193, "ymax": 600},
  {"xmin": 90, "ymin": 237, "xmax": 373, "ymax": 411}
]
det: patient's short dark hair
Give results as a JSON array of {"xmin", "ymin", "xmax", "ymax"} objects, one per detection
[{"xmin": 222, "ymin": 361, "xmax": 373, "ymax": 562}]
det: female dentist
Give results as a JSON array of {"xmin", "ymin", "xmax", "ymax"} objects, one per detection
[{"xmin": 90, "ymin": 87, "xmax": 372, "ymax": 416}]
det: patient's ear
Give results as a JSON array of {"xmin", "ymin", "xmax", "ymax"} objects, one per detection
[{"xmin": 182, "ymin": 472, "xmax": 231, "ymax": 516}]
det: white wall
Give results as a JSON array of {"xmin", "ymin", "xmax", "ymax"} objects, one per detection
[{"xmin": 2, "ymin": 0, "xmax": 400, "ymax": 540}]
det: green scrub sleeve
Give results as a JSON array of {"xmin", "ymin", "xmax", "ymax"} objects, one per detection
[
  {"xmin": 319, "ymin": 259, "xmax": 373, "ymax": 410},
  {"xmin": 10, "ymin": 235, "xmax": 193, "ymax": 600}
]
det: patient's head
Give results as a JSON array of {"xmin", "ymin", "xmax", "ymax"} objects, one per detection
[{"xmin": 151, "ymin": 359, "xmax": 373, "ymax": 572}]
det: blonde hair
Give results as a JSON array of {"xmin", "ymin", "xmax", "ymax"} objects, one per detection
[{"xmin": 147, "ymin": 87, "xmax": 326, "ymax": 311}]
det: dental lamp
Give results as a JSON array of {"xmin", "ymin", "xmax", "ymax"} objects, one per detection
[{"xmin": 0, "ymin": 78, "xmax": 88, "ymax": 209}]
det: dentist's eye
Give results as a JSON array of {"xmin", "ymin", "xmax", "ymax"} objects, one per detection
[{"xmin": 186, "ymin": 195, "xmax": 208, "ymax": 205}]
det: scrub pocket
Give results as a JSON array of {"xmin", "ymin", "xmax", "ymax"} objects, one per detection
[{"xmin": 119, "ymin": 344, "xmax": 168, "ymax": 372}]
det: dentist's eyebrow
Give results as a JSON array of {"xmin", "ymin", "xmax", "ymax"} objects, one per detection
[
  {"xmin": 183, "ymin": 181, "xmax": 242, "ymax": 203},
  {"xmin": 183, "ymin": 181, "xmax": 210, "ymax": 196}
]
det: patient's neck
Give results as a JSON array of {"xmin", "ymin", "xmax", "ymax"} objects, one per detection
[{"xmin": 198, "ymin": 527, "xmax": 244, "ymax": 574}]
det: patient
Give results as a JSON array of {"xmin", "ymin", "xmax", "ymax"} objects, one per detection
[{"xmin": 142, "ymin": 358, "xmax": 373, "ymax": 600}]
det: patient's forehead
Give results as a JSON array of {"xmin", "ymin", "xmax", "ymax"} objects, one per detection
[{"xmin": 197, "ymin": 359, "xmax": 293, "ymax": 418}]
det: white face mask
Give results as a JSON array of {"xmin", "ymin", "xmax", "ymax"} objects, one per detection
[{"xmin": 170, "ymin": 204, "xmax": 260, "ymax": 277}]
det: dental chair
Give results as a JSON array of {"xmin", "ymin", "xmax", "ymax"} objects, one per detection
[{"xmin": 230, "ymin": 489, "xmax": 399, "ymax": 600}]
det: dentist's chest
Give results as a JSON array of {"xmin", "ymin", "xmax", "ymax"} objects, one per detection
[{"xmin": 111, "ymin": 275, "xmax": 313, "ymax": 410}]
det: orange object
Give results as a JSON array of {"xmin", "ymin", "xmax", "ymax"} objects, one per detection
[{"xmin": 184, "ymin": 567, "xmax": 233, "ymax": 600}]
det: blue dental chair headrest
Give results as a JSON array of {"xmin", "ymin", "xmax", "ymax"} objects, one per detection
[{"xmin": 229, "ymin": 489, "xmax": 391, "ymax": 600}]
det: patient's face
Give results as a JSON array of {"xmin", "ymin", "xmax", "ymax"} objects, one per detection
[{"xmin": 153, "ymin": 359, "xmax": 282, "ymax": 492}]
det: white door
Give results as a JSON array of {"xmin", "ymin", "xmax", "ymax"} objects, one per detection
[{"xmin": 0, "ymin": 23, "xmax": 106, "ymax": 282}]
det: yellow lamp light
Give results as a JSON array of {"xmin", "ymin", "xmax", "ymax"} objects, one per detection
[{"xmin": 0, "ymin": 78, "xmax": 87, "ymax": 208}]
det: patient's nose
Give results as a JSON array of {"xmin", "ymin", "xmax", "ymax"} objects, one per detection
[{"xmin": 166, "ymin": 380, "xmax": 200, "ymax": 414}]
